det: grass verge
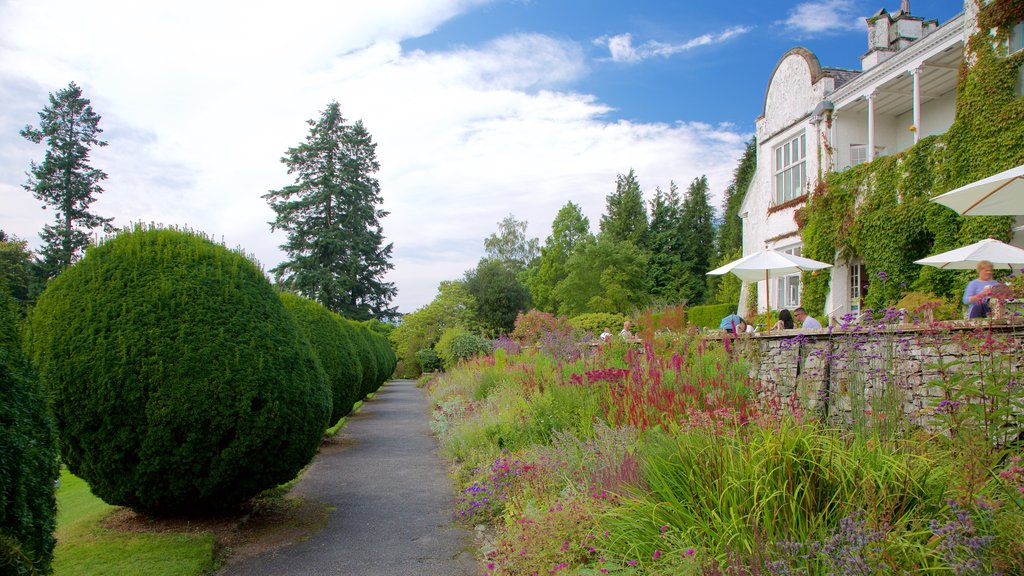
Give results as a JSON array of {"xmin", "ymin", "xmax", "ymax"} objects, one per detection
[{"xmin": 53, "ymin": 469, "xmax": 216, "ymax": 576}]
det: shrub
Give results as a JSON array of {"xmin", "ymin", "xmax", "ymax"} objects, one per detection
[
  {"xmin": 511, "ymin": 309, "xmax": 571, "ymax": 345},
  {"xmin": 25, "ymin": 226, "xmax": 331, "ymax": 514},
  {"xmin": 415, "ymin": 348, "xmax": 443, "ymax": 373},
  {"xmin": 894, "ymin": 291, "xmax": 961, "ymax": 321},
  {"xmin": 332, "ymin": 317, "xmax": 366, "ymax": 401},
  {"xmin": 437, "ymin": 327, "xmax": 491, "ymax": 368},
  {"xmin": 685, "ymin": 303, "xmax": 735, "ymax": 329},
  {"xmin": 568, "ymin": 312, "xmax": 627, "ymax": 337},
  {"xmin": 343, "ymin": 320, "xmax": 378, "ymax": 398},
  {"xmin": 0, "ymin": 294, "xmax": 59, "ymax": 575},
  {"xmin": 280, "ymin": 293, "xmax": 361, "ymax": 425}
]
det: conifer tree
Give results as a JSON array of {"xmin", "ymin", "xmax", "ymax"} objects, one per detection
[
  {"xmin": 265, "ymin": 101, "xmax": 396, "ymax": 320},
  {"xmin": 21, "ymin": 82, "xmax": 113, "ymax": 278},
  {"xmin": 647, "ymin": 182, "xmax": 687, "ymax": 301},
  {"xmin": 599, "ymin": 169, "xmax": 648, "ymax": 245},
  {"xmin": 679, "ymin": 176, "xmax": 715, "ymax": 305}
]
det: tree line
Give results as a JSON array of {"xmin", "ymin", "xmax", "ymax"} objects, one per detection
[{"xmin": 392, "ymin": 140, "xmax": 757, "ymax": 374}]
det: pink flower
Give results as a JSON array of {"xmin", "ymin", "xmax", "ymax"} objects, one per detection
[
  {"xmin": 653, "ymin": 549, "xmax": 662, "ymax": 560},
  {"xmin": 627, "ymin": 560, "xmax": 638, "ymax": 566},
  {"xmin": 686, "ymin": 548, "xmax": 696, "ymax": 557}
]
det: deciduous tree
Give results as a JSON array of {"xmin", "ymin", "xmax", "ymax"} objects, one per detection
[
  {"xmin": 21, "ymin": 82, "xmax": 113, "ymax": 278},
  {"xmin": 528, "ymin": 202, "xmax": 593, "ymax": 312},
  {"xmin": 265, "ymin": 102, "xmax": 396, "ymax": 320}
]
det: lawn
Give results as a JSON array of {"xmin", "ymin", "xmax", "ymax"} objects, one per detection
[{"xmin": 53, "ymin": 469, "xmax": 216, "ymax": 576}]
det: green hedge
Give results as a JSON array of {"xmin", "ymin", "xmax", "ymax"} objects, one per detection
[
  {"xmin": 25, "ymin": 226, "xmax": 331, "ymax": 514},
  {"xmin": 346, "ymin": 320, "xmax": 378, "ymax": 399},
  {"xmin": 568, "ymin": 312, "xmax": 627, "ymax": 336},
  {"xmin": 280, "ymin": 293, "xmax": 361, "ymax": 426},
  {"xmin": 686, "ymin": 303, "xmax": 737, "ymax": 329},
  {"xmin": 0, "ymin": 294, "xmax": 59, "ymax": 576}
]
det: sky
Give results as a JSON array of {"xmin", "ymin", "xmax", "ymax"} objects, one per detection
[{"xmin": 0, "ymin": 0, "xmax": 964, "ymax": 314}]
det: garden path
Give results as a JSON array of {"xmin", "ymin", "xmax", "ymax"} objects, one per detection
[{"xmin": 217, "ymin": 379, "xmax": 479, "ymax": 576}]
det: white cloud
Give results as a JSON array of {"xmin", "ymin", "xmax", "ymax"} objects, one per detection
[
  {"xmin": 597, "ymin": 26, "xmax": 752, "ymax": 63},
  {"xmin": 0, "ymin": 0, "xmax": 750, "ymax": 314},
  {"xmin": 781, "ymin": 0, "xmax": 866, "ymax": 36}
]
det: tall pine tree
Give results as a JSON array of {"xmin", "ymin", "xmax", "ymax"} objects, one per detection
[
  {"xmin": 265, "ymin": 101, "xmax": 396, "ymax": 320},
  {"xmin": 21, "ymin": 82, "xmax": 113, "ymax": 278},
  {"xmin": 646, "ymin": 182, "xmax": 686, "ymax": 301},
  {"xmin": 712, "ymin": 138, "xmax": 757, "ymax": 304},
  {"xmin": 679, "ymin": 176, "xmax": 715, "ymax": 305},
  {"xmin": 599, "ymin": 169, "xmax": 648, "ymax": 245}
]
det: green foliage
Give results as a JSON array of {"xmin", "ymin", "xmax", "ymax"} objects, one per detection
[
  {"xmin": 527, "ymin": 201, "xmax": 594, "ymax": 312},
  {"xmin": 715, "ymin": 138, "xmax": 756, "ymax": 264},
  {"xmin": 264, "ymin": 101, "xmax": 397, "ymax": 321},
  {"xmin": 801, "ymin": 13, "xmax": 1024, "ymax": 315},
  {"xmin": 415, "ymin": 348, "xmax": 443, "ymax": 373},
  {"xmin": 601, "ymin": 422, "xmax": 951, "ymax": 572},
  {"xmin": 436, "ymin": 327, "xmax": 490, "ymax": 369},
  {"xmin": 600, "ymin": 168, "xmax": 648, "ymax": 245},
  {"xmin": 553, "ymin": 237, "xmax": 650, "ymax": 316},
  {"xmin": 685, "ymin": 303, "xmax": 736, "ymax": 329},
  {"xmin": 646, "ymin": 182, "xmax": 686, "ymax": 303},
  {"xmin": 279, "ymin": 292, "xmax": 361, "ymax": 425},
  {"xmin": 894, "ymin": 291, "xmax": 961, "ymax": 321},
  {"xmin": 483, "ymin": 215, "xmax": 539, "ymax": 275},
  {"xmin": 678, "ymin": 176, "xmax": 716, "ymax": 305},
  {"xmin": 0, "ymin": 293, "xmax": 59, "ymax": 576},
  {"xmin": 567, "ymin": 312, "xmax": 627, "ymax": 336},
  {"xmin": 0, "ymin": 235, "xmax": 38, "ymax": 310},
  {"xmin": 25, "ymin": 226, "xmax": 331, "ymax": 514},
  {"xmin": 464, "ymin": 259, "xmax": 532, "ymax": 336},
  {"xmin": 20, "ymin": 82, "xmax": 114, "ymax": 278},
  {"xmin": 390, "ymin": 280, "xmax": 477, "ymax": 378},
  {"xmin": 345, "ymin": 320, "xmax": 379, "ymax": 398}
]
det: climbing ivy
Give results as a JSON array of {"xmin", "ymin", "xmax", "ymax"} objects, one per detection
[{"xmin": 799, "ymin": 0, "xmax": 1023, "ymax": 316}]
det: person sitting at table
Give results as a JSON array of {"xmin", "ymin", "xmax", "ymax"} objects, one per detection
[
  {"xmin": 773, "ymin": 309, "xmax": 795, "ymax": 330},
  {"xmin": 718, "ymin": 313, "xmax": 747, "ymax": 335},
  {"xmin": 963, "ymin": 260, "xmax": 999, "ymax": 319},
  {"xmin": 793, "ymin": 307, "xmax": 822, "ymax": 330}
]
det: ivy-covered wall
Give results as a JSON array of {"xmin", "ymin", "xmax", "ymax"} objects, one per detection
[{"xmin": 799, "ymin": 0, "xmax": 1024, "ymax": 316}]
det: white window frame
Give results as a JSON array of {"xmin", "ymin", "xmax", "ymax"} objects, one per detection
[
  {"xmin": 850, "ymin": 144, "xmax": 868, "ymax": 167},
  {"xmin": 773, "ymin": 133, "xmax": 806, "ymax": 205},
  {"xmin": 849, "ymin": 262, "xmax": 867, "ymax": 314},
  {"xmin": 776, "ymin": 245, "xmax": 803, "ymax": 310}
]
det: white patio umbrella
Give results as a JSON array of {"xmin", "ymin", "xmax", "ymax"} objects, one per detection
[
  {"xmin": 914, "ymin": 237, "xmax": 1024, "ymax": 269},
  {"xmin": 707, "ymin": 249, "xmax": 833, "ymax": 333},
  {"xmin": 932, "ymin": 163, "xmax": 1024, "ymax": 216}
]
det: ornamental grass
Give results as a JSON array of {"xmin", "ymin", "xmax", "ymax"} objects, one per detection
[{"xmin": 427, "ymin": 319, "xmax": 1024, "ymax": 575}]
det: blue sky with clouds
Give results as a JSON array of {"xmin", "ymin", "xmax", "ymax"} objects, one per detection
[{"xmin": 0, "ymin": 0, "xmax": 964, "ymax": 314}]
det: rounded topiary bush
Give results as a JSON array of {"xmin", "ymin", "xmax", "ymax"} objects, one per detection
[
  {"xmin": 280, "ymin": 293, "xmax": 361, "ymax": 424},
  {"xmin": 0, "ymin": 294, "xmax": 59, "ymax": 576},
  {"xmin": 346, "ymin": 320, "xmax": 378, "ymax": 398},
  {"xmin": 25, "ymin": 226, "xmax": 331, "ymax": 514}
]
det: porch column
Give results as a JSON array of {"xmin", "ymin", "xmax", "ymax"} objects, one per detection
[
  {"xmin": 867, "ymin": 92, "xmax": 876, "ymax": 161},
  {"xmin": 912, "ymin": 67, "xmax": 922, "ymax": 143}
]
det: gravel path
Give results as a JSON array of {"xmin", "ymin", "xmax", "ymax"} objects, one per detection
[{"xmin": 217, "ymin": 379, "xmax": 479, "ymax": 576}]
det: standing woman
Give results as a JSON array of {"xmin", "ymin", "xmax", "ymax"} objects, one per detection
[{"xmin": 963, "ymin": 260, "xmax": 998, "ymax": 319}]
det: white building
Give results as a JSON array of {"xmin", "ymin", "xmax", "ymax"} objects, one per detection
[{"xmin": 739, "ymin": 1, "xmax": 969, "ymax": 321}]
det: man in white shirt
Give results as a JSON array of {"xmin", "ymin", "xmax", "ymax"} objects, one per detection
[{"xmin": 793, "ymin": 307, "xmax": 822, "ymax": 330}]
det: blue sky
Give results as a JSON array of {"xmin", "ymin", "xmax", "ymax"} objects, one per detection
[{"xmin": 0, "ymin": 0, "xmax": 964, "ymax": 314}]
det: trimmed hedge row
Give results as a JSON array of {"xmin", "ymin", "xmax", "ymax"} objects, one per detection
[
  {"xmin": 280, "ymin": 293, "xmax": 396, "ymax": 425},
  {"xmin": 25, "ymin": 227, "xmax": 334, "ymax": 514},
  {"xmin": 1, "ymin": 293, "xmax": 59, "ymax": 576},
  {"xmin": 686, "ymin": 303, "xmax": 737, "ymax": 329}
]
